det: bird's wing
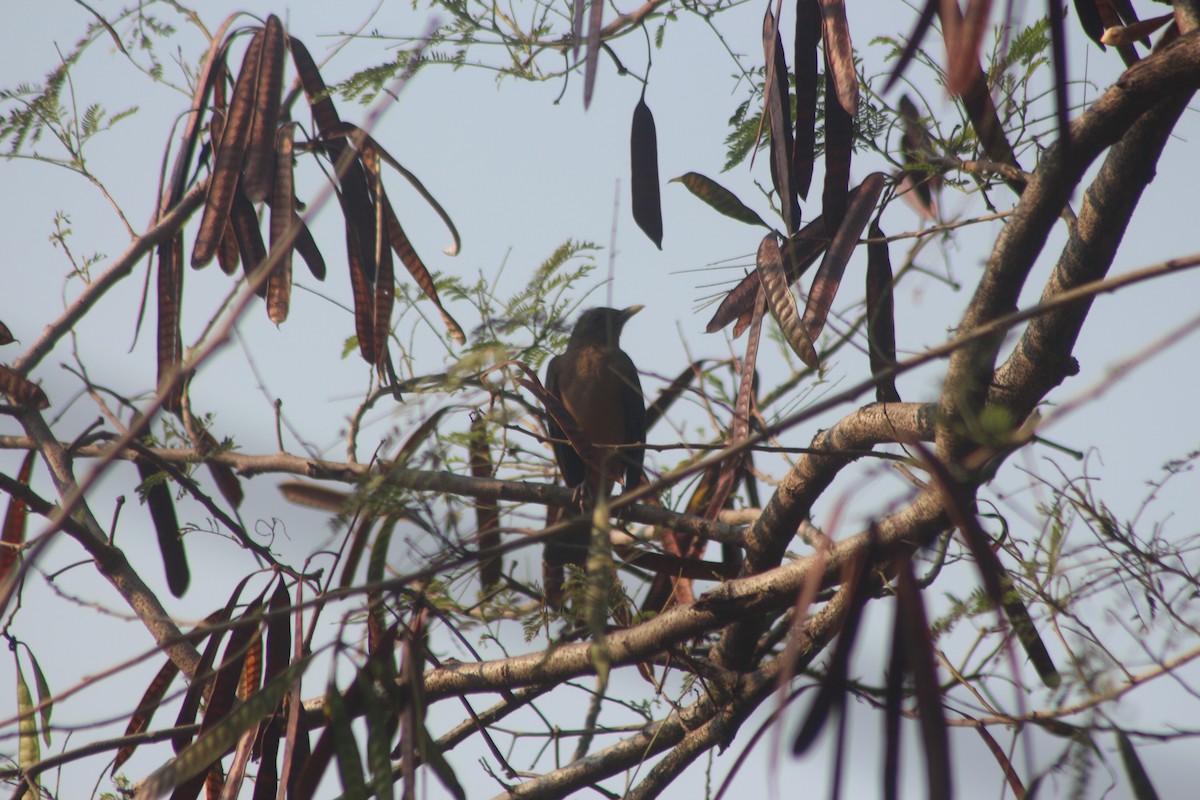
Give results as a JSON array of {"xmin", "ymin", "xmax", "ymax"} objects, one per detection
[
  {"xmin": 612, "ymin": 350, "xmax": 647, "ymax": 489},
  {"xmin": 544, "ymin": 353, "xmax": 587, "ymax": 488}
]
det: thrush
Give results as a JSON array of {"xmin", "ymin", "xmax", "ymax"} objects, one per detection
[{"xmin": 542, "ymin": 305, "xmax": 646, "ymax": 600}]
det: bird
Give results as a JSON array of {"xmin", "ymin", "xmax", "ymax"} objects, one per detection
[{"xmin": 542, "ymin": 305, "xmax": 647, "ymax": 601}]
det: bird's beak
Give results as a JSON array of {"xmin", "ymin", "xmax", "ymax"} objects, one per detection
[{"xmin": 621, "ymin": 304, "xmax": 645, "ymax": 321}]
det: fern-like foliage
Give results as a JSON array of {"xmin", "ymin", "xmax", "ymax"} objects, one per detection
[
  {"xmin": 722, "ymin": 63, "xmax": 889, "ymax": 175},
  {"xmin": 0, "ymin": 45, "xmax": 85, "ymax": 155}
]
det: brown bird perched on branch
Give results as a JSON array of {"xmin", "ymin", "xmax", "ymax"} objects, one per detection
[{"xmin": 542, "ymin": 305, "xmax": 647, "ymax": 602}]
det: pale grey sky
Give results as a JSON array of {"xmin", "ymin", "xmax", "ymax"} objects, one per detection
[{"xmin": 2, "ymin": 2, "xmax": 1199, "ymax": 798}]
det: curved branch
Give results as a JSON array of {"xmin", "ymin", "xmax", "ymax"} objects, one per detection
[
  {"xmin": 713, "ymin": 401, "xmax": 936, "ymax": 670},
  {"xmin": 991, "ymin": 88, "xmax": 1194, "ymax": 415},
  {"xmin": 742, "ymin": 402, "xmax": 935, "ymax": 573}
]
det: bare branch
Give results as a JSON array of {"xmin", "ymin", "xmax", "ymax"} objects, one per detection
[{"xmin": 12, "ymin": 183, "xmax": 207, "ymax": 377}]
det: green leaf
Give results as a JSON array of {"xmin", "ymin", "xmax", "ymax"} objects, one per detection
[
  {"xmin": 367, "ymin": 516, "xmax": 398, "ymax": 586},
  {"xmin": 360, "ymin": 681, "xmax": 393, "ymax": 800},
  {"xmin": 16, "ymin": 653, "xmax": 39, "ymax": 790},
  {"xmin": 22, "ymin": 646, "xmax": 52, "ymax": 745},
  {"xmin": 327, "ymin": 680, "xmax": 367, "ymax": 798},
  {"xmin": 417, "ymin": 721, "xmax": 466, "ymax": 800},
  {"xmin": 1117, "ymin": 730, "xmax": 1161, "ymax": 800},
  {"xmin": 1009, "ymin": 17, "xmax": 1051, "ymax": 68},
  {"xmin": 670, "ymin": 172, "xmax": 772, "ymax": 229},
  {"xmin": 357, "ymin": 670, "xmax": 394, "ymax": 800}
]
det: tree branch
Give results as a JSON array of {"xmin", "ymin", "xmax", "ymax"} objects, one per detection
[
  {"xmin": 992, "ymin": 80, "xmax": 1196, "ymax": 414},
  {"xmin": 12, "ymin": 409, "xmax": 201, "ymax": 678},
  {"xmin": 487, "ymin": 578, "xmax": 853, "ymax": 799},
  {"xmin": 0, "ymin": 439, "xmax": 747, "ymax": 546},
  {"xmin": 422, "ymin": 490, "xmax": 946, "ymax": 700},
  {"xmin": 940, "ymin": 29, "xmax": 1200, "ymax": 462},
  {"xmin": 12, "ymin": 182, "xmax": 207, "ymax": 377},
  {"xmin": 713, "ymin": 401, "xmax": 936, "ymax": 670}
]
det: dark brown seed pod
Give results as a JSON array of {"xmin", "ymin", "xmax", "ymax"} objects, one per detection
[{"xmin": 630, "ymin": 94, "xmax": 663, "ymax": 249}]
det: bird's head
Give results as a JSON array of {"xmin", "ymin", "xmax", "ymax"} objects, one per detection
[{"xmin": 568, "ymin": 305, "xmax": 644, "ymax": 348}]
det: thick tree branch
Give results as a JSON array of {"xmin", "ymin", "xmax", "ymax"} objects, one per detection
[
  {"xmin": 740, "ymin": 402, "xmax": 935, "ymax": 574},
  {"xmin": 422, "ymin": 490, "xmax": 947, "ymax": 699},
  {"xmin": 488, "ymin": 579, "xmax": 853, "ymax": 799},
  {"xmin": 940, "ymin": 29, "xmax": 1200, "ymax": 462},
  {"xmin": 713, "ymin": 401, "xmax": 936, "ymax": 670},
  {"xmin": 991, "ymin": 26, "xmax": 1198, "ymax": 415}
]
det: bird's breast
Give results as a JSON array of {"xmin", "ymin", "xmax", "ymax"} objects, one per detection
[{"xmin": 557, "ymin": 347, "xmax": 632, "ymax": 453}]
